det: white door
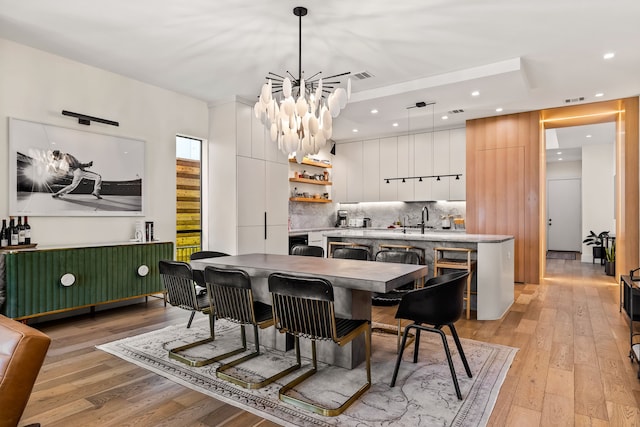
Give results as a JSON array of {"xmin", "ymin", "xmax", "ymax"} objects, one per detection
[{"xmin": 547, "ymin": 178, "xmax": 582, "ymax": 251}]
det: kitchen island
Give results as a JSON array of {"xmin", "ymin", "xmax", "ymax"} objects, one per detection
[{"xmin": 316, "ymin": 228, "xmax": 514, "ymax": 320}]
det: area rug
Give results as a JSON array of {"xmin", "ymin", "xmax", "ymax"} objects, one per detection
[{"xmin": 97, "ymin": 318, "xmax": 517, "ymax": 427}]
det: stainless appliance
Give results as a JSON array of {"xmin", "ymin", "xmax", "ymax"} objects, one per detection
[{"xmin": 336, "ymin": 210, "xmax": 348, "ymax": 227}]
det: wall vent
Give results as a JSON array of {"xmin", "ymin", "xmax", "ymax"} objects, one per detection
[
  {"xmin": 448, "ymin": 109, "xmax": 465, "ymax": 114},
  {"xmin": 564, "ymin": 97, "xmax": 585, "ymax": 104},
  {"xmin": 352, "ymin": 71, "xmax": 374, "ymax": 80}
]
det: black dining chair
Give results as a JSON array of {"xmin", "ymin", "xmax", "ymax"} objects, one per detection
[
  {"xmin": 187, "ymin": 251, "xmax": 230, "ymax": 328},
  {"xmin": 291, "ymin": 244, "xmax": 325, "ymax": 257},
  {"xmin": 158, "ymin": 260, "xmax": 217, "ymax": 367},
  {"xmin": 390, "ymin": 271, "xmax": 473, "ymax": 400},
  {"xmin": 372, "ymin": 249, "xmax": 422, "ymax": 352},
  {"xmin": 268, "ymin": 272, "xmax": 372, "ymax": 417},
  {"xmin": 204, "ymin": 266, "xmax": 301, "ymax": 389},
  {"xmin": 332, "ymin": 247, "xmax": 370, "ymax": 260}
]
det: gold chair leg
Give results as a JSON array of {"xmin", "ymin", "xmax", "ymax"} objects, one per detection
[
  {"xmin": 216, "ymin": 326, "xmax": 302, "ymax": 389},
  {"xmin": 279, "ymin": 330, "xmax": 372, "ymax": 417},
  {"xmin": 168, "ymin": 323, "xmax": 242, "ymax": 367}
]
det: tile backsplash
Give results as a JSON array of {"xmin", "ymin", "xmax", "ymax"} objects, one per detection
[{"xmin": 289, "ymin": 201, "xmax": 466, "ymax": 230}]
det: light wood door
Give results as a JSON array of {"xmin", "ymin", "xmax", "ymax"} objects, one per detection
[{"xmin": 475, "ymin": 146, "xmax": 526, "ymax": 282}]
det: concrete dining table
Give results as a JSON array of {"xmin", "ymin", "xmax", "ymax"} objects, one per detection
[{"xmin": 190, "ymin": 253, "xmax": 428, "ymax": 369}]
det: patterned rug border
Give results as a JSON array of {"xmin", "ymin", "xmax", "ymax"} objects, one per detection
[{"xmin": 97, "ymin": 320, "xmax": 517, "ymax": 427}]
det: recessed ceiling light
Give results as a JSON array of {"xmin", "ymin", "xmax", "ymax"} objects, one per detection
[
  {"xmin": 603, "ymin": 52, "xmax": 615, "ymax": 60},
  {"xmin": 441, "ymin": 115, "xmax": 449, "ymax": 120},
  {"xmin": 595, "ymin": 93, "xmax": 604, "ymax": 97},
  {"xmin": 496, "ymin": 107, "xmax": 503, "ymax": 112},
  {"xmin": 392, "ymin": 123, "xmax": 399, "ymax": 127},
  {"xmin": 352, "ymin": 129, "xmax": 358, "ymax": 133},
  {"xmin": 471, "ymin": 91, "xmax": 480, "ymax": 97},
  {"xmin": 370, "ymin": 109, "xmax": 378, "ymax": 114},
  {"xmin": 557, "ymin": 151, "xmax": 562, "ymax": 155},
  {"xmin": 558, "ymin": 158, "xmax": 563, "ymax": 161},
  {"xmin": 586, "ymin": 134, "xmax": 592, "ymax": 138}
]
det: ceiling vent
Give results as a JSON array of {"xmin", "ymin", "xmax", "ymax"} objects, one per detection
[
  {"xmin": 352, "ymin": 71, "xmax": 374, "ymax": 80},
  {"xmin": 448, "ymin": 109, "xmax": 465, "ymax": 114},
  {"xmin": 564, "ymin": 97, "xmax": 585, "ymax": 104}
]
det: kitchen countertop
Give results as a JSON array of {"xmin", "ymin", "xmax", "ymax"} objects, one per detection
[{"xmin": 293, "ymin": 228, "xmax": 513, "ymax": 243}]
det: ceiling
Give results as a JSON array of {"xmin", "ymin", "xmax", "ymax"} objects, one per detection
[
  {"xmin": 545, "ymin": 122, "xmax": 616, "ymax": 163},
  {"xmin": 1, "ymin": 0, "xmax": 639, "ymax": 143}
]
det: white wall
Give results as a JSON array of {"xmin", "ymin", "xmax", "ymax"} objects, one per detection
[
  {"xmin": 581, "ymin": 143, "xmax": 615, "ymax": 262},
  {"xmin": 546, "ymin": 160, "xmax": 581, "ymax": 179},
  {"xmin": 0, "ymin": 39, "xmax": 208, "ymax": 247}
]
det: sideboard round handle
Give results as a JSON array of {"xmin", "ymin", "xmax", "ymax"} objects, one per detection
[
  {"xmin": 137, "ymin": 264, "xmax": 149, "ymax": 277},
  {"xmin": 60, "ymin": 273, "xmax": 76, "ymax": 287}
]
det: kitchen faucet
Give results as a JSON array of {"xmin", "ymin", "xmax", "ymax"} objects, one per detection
[{"xmin": 421, "ymin": 206, "xmax": 429, "ymax": 234}]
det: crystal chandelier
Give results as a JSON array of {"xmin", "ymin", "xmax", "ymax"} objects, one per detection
[{"xmin": 254, "ymin": 6, "xmax": 351, "ymax": 162}]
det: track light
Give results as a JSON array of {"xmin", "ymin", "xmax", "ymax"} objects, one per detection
[
  {"xmin": 386, "ymin": 179, "xmax": 390, "ymax": 184},
  {"xmin": 456, "ymin": 175, "xmax": 460, "ymax": 180},
  {"xmin": 437, "ymin": 176, "xmax": 441, "ymax": 181},
  {"xmin": 419, "ymin": 177, "xmax": 423, "ymax": 182},
  {"xmin": 402, "ymin": 178, "xmax": 406, "ymax": 183}
]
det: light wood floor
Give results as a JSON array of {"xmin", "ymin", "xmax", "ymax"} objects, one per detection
[{"xmin": 18, "ymin": 258, "xmax": 640, "ymax": 426}]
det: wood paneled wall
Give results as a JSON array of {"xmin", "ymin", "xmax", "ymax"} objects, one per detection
[
  {"xmin": 176, "ymin": 158, "xmax": 201, "ymax": 251},
  {"xmin": 466, "ymin": 112, "xmax": 540, "ymax": 284},
  {"xmin": 467, "ymin": 97, "xmax": 639, "ymax": 285}
]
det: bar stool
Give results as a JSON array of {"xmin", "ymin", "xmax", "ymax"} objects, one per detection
[
  {"xmin": 433, "ymin": 247, "xmax": 477, "ymax": 320},
  {"xmin": 328, "ymin": 241, "xmax": 371, "ymax": 258},
  {"xmin": 379, "ymin": 244, "xmax": 425, "ymax": 265}
]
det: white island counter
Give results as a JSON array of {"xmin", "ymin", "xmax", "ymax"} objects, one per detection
[{"xmin": 312, "ymin": 228, "xmax": 514, "ymax": 320}]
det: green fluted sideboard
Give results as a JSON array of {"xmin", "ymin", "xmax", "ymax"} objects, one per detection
[{"xmin": 0, "ymin": 241, "xmax": 173, "ymax": 320}]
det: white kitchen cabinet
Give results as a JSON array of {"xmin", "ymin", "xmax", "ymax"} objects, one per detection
[
  {"xmin": 236, "ymin": 102, "xmax": 288, "ymax": 255},
  {"xmin": 362, "ymin": 139, "xmax": 380, "ymax": 202},
  {"xmin": 397, "ymin": 135, "xmax": 414, "ymax": 201},
  {"xmin": 379, "ymin": 137, "xmax": 398, "ymax": 201},
  {"xmin": 432, "ymin": 131, "xmax": 450, "ymax": 200},
  {"xmin": 330, "ymin": 127, "xmax": 465, "ymax": 203},
  {"xmin": 449, "ymin": 128, "xmax": 466, "ymax": 200},
  {"xmin": 343, "ymin": 141, "xmax": 363, "ymax": 202},
  {"xmin": 331, "ymin": 147, "xmax": 347, "ymax": 202},
  {"xmin": 308, "ymin": 231, "xmax": 326, "ymax": 255},
  {"xmin": 414, "ymin": 132, "xmax": 433, "ymax": 201}
]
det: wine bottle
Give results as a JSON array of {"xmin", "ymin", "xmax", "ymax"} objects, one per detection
[
  {"xmin": 17, "ymin": 216, "xmax": 25, "ymax": 245},
  {"xmin": 9, "ymin": 217, "xmax": 18, "ymax": 246},
  {"xmin": 0, "ymin": 219, "xmax": 7, "ymax": 247},
  {"xmin": 24, "ymin": 216, "xmax": 31, "ymax": 245}
]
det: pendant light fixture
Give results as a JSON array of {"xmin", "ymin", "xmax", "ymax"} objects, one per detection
[{"xmin": 254, "ymin": 6, "xmax": 351, "ymax": 162}]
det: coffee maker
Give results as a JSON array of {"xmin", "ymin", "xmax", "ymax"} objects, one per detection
[{"xmin": 336, "ymin": 210, "xmax": 348, "ymax": 227}]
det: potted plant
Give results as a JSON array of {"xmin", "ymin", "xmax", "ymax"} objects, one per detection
[
  {"xmin": 583, "ymin": 230, "xmax": 609, "ymax": 265},
  {"xmin": 605, "ymin": 243, "xmax": 615, "ymax": 276}
]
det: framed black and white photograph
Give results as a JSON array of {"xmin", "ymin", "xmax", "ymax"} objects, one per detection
[{"xmin": 9, "ymin": 118, "xmax": 144, "ymax": 216}]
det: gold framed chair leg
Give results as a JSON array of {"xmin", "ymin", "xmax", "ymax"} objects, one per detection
[
  {"xmin": 168, "ymin": 318, "xmax": 244, "ymax": 368},
  {"xmin": 279, "ymin": 329, "xmax": 372, "ymax": 417},
  {"xmin": 216, "ymin": 325, "xmax": 302, "ymax": 389}
]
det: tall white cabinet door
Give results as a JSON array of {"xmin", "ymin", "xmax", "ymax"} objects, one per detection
[
  {"xmin": 343, "ymin": 141, "xmax": 363, "ymax": 202},
  {"xmin": 449, "ymin": 128, "xmax": 466, "ymax": 200},
  {"xmin": 266, "ymin": 161, "xmax": 289, "ymax": 225},
  {"xmin": 414, "ymin": 132, "xmax": 433, "ymax": 201},
  {"xmin": 236, "ymin": 104, "xmax": 252, "ymax": 158},
  {"xmin": 332, "ymin": 146, "xmax": 347, "ymax": 202},
  {"xmin": 265, "ymin": 225, "xmax": 289, "ymax": 255},
  {"xmin": 251, "ymin": 110, "xmax": 266, "ymax": 160},
  {"xmin": 237, "ymin": 156, "xmax": 266, "ymax": 226},
  {"xmin": 397, "ymin": 135, "xmax": 414, "ymax": 201},
  {"xmin": 379, "ymin": 137, "xmax": 398, "ymax": 201},
  {"xmin": 363, "ymin": 139, "xmax": 380, "ymax": 202},
  {"xmin": 432, "ymin": 131, "xmax": 450, "ymax": 200},
  {"xmin": 238, "ymin": 226, "xmax": 265, "ymax": 254}
]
